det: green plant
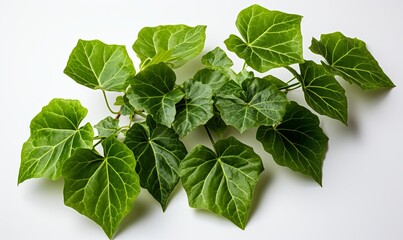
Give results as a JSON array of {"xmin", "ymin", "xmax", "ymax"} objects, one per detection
[{"xmin": 18, "ymin": 4, "xmax": 394, "ymax": 239}]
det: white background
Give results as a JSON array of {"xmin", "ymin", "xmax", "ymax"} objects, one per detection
[{"xmin": 1, "ymin": 0, "xmax": 402, "ymax": 239}]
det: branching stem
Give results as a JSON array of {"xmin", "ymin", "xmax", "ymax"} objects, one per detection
[{"xmin": 102, "ymin": 90, "xmax": 119, "ymax": 114}]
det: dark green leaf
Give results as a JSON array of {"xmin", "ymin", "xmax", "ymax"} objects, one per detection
[
  {"xmin": 299, "ymin": 60, "xmax": 348, "ymax": 124},
  {"xmin": 94, "ymin": 116, "xmax": 119, "ymax": 138},
  {"xmin": 18, "ymin": 99, "xmax": 93, "ymax": 183},
  {"xmin": 133, "ymin": 25, "xmax": 206, "ymax": 69},
  {"xmin": 191, "ymin": 68, "xmax": 230, "ymax": 94},
  {"xmin": 309, "ymin": 32, "xmax": 394, "ymax": 90},
  {"xmin": 263, "ymin": 75, "xmax": 288, "ymax": 89},
  {"xmin": 64, "ymin": 40, "xmax": 135, "ymax": 92},
  {"xmin": 256, "ymin": 101, "xmax": 328, "ymax": 185},
  {"xmin": 124, "ymin": 116, "xmax": 187, "ymax": 210},
  {"xmin": 173, "ymin": 81, "xmax": 214, "ymax": 138},
  {"xmin": 224, "ymin": 4, "xmax": 303, "ymax": 72},
  {"xmin": 205, "ymin": 105, "xmax": 227, "ymax": 137},
  {"xmin": 180, "ymin": 137, "xmax": 264, "ymax": 229},
  {"xmin": 216, "ymin": 78, "xmax": 288, "ymax": 133},
  {"xmin": 129, "ymin": 63, "xmax": 184, "ymax": 127},
  {"xmin": 63, "ymin": 137, "xmax": 140, "ymax": 239}
]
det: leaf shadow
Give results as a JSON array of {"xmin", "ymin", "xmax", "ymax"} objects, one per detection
[{"xmin": 248, "ymin": 169, "xmax": 273, "ymax": 221}]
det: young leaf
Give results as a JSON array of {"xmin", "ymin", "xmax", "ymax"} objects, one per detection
[
  {"xmin": 173, "ymin": 81, "xmax": 214, "ymax": 138},
  {"xmin": 224, "ymin": 4, "xmax": 303, "ymax": 72},
  {"xmin": 309, "ymin": 32, "xmax": 395, "ymax": 90},
  {"xmin": 191, "ymin": 68, "xmax": 230, "ymax": 95},
  {"xmin": 64, "ymin": 40, "xmax": 135, "ymax": 92},
  {"xmin": 299, "ymin": 61, "xmax": 348, "ymax": 124},
  {"xmin": 133, "ymin": 25, "xmax": 206, "ymax": 69},
  {"xmin": 256, "ymin": 101, "xmax": 328, "ymax": 185},
  {"xmin": 18, "ymin": 99, "xmax": 93, "ymax": 183},
  {"xmin": 129, "ymin": 62, "xmax": 184, "ymax": 127},
  {"xmin": 201, "ymin": 47, "xmax": 234, "ymax": 69},
  {"xmin": 216, "ymin": 77, "xmax": 288, "ymax": 133},
  {"xmin": 124, "ymin": 116, "xmax": 187, "ymax": 210},
  {"xmin": 63, "ymin": 137, "xmax": 140, "ymax": 239},
  {"xmin": 179, "ymin": 137, "xmax": 264, "ymax": 229},
  {"xmin": 94, "ymin": 116, "xmax": 119, "ymax": 138}
]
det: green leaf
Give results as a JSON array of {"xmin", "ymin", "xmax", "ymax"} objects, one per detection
[
  {"xmin": 216, "ymin": 77, "xmax": 288, "ymax": 133},
  {"xmin": 256, "ymin": 101, "xmax": 328, "ymax": 185},
  {"xmin": 173, "ymin": 81, "xmax": 214, "ymax": 137},
  {"xmin": 94, "ymin": 116, "xmax": 119, "ymax": 138},
  {"xmin": 191, "ymin": 68, "xmax": 230, "ymax": 95},
  {"xmin": 129, "ymin": 63, "xmax": 184, "ymax": 127},
  {"xmin": 205, "ymin": 105, "xmax": 227, "ymax": 137},
  {"xmin": 224, "ymin": 4, "xmax": 303, "ymax": 72},
  {"xmin": 299, "ymin": 60, "xmax": 348, "ymax": 124},
  {"xmin": 201, "ymin": 47, "xmax": 234, "ymax": 69},
  {"xmin": 18, "ymin": 99, "xmax": 93, "ymax": 183},
  {"xmin": 63, "ymin": 137, "xmax": 140, "ymax": 239},
  {"xmin": 133, "ymin": 25, "xmax": 206, "ymax": 69},
  {"xmin": 64, "ymin": 40, "xmax": 135, "ymax": 92},
  {"xmin": 263, "ymin": 75, "xmax": 288, "ymax": 89},
  {"xmin": 309, "ymin": 32, "xmax": 395, "ymax": 90},
  {"xmin": 119, "ymin": 88, "xmax": 137, "ymax": 116},
  {"xmin": 179, "ymin": 137, "xmax": 264, "ymax": 229},
  {"xmin": 124, "ymin": 116, "xmax": 187, "ymax": 210}
]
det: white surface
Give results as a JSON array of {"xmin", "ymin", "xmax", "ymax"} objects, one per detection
[{"xmin": 1, "ymin": 0, "xmax": 403, "ymax": 239}]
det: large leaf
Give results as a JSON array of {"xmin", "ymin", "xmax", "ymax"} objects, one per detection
[
  {"xmin": 18, "ymin": 99, "xmax": 93, "ymax": 183},
  {"xmin": 299, "ymin": 61, "xmax": 348, "ymax": 124},
  {"xmin": 129, "ymin": 63, "xmax": 184, "ymax": 127},
  {"xmin": 133, "ymin": 25, "xmax": 206, "ymax": 69},
  {"xmin": 94, "ymin": 116, "xmax": 119, "ymax": 138},
  {"xmin": 216, "ymin": 77, "xmax": 288, "ymax": 133},
  {"xmin": 179, "ymin": 137, "xmax": 264, "ymax": 229},
  {"xmin": 124, "ymin": 116, "xmax": 187, "ymax": 210},
  {"xmin": 309, "ymin": 32, "xmax": 395, "ymax": 90},
  {"xmin": 63, "ymin": 137, "xmax": 140, "ymax": 239},
  {"xmin": 256, "ymin": 101, "xmax": 328, "ymax": 185},
  {"xmin": 64, "ymin": 40, "xmax": 135, "ymax": 92},
  {"xmin": 224, "ymin": 4, "xmax": 303, "ymax": 72}
]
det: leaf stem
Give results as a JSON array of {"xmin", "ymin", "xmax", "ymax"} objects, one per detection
[
  {"xmin": 278, "ymin": 82, "xmax": 301, "ymax": 91},
  {"xmin": 102, "ymin": 90, "xmax": 120, "ymax": 115},
  {"xmin": 284, "ymin": 66, "xmax": 302, "ymax": 82},
  {"xmin": 93, "ymin": 138, "xmax": 104, "ymax": 148},
  {"xmin": 204, "ymin": 125, "xmax": 215, "ymax": 146},
  {"xmin": 242, "ymin": 61, "xmax": 247, "ymax": 70}
]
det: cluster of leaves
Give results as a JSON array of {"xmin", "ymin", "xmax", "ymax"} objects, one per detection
[{"xmin": 18, "ymin": 4, "xmax": 394, "ymax": 239}]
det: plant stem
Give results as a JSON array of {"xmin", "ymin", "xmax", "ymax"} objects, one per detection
[
  {"xmin": 278, "ymin": 82, "xmax": 301, "ymax": 90},
  {"xmin": 102, "ymin": 90, "xmax": 119, "ymax": 114},
  {"xmin": 284, "ymin": 66, "xmax": 302, "ymax": 82},
  {"xmin": 204, "ymin": 125, "xmax": 215, "ymax": 146},
  {"xmin": 242, "ymin": 61, "xmax": 247, "ymax": 70},
  {"xmin": 93, "ymin": 138, "xmax": 104, "ymax": 148}
]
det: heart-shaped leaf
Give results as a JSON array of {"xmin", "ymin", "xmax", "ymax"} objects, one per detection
[{"xmin": 94, "ymin": 116, "xmax": 119, "ymax": 138}]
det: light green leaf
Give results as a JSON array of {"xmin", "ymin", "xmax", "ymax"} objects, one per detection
[
  {"xmin": 299, "ymin": 60, "xmax": 348, "ymax": 124},
  {"xmin": 94, "ymin": 116, "xmax": 119, "ymax": 138},
  {"xmin": 256, "ymin": 101, "xmax": 328, "ymax": 185},
  {"xmin": 124, "ymin": 116, "xmax": 187, "ymax": 210},
  {"xmin": 133, "ymin": 25, "xmax": 206, "ymax": 69},
  {"xmin": 18, "ymin": 99, "xmax": 93, "ymax": 183},
  {"xmin": 63, "ymin": 137, "xmax": 140, "ymax": 239},
  {"xmin": 224, "ymin": 4, "xmax": 303, "ymax": 72},
  {"xmin": 179, "ymin": 137, "xmax": 264, "ymax": 229},
  {"xmin": 64, "ymin": 40, "xmax": 135, "ymax": 92},
  {"xmin": 201, "ymin": 47, "xmax": 234, "ymax": 69},
  {"xmin": 191, "ymin": 68, "xmax": 230, "ymax": 95},
  {"xmin": 309, "ymin": 32, "xmax": 395, "ymax": 90},
  {"xmin": 129, "ymin": 63, "xmax": 184, "ymax": 127},
  {"xmin": 173, "ymin": 81, "xmax": 214, "ymax": 137},
  {"xmin": 216, "ymin": 77, "xmax": 288, "ymax": 133}
]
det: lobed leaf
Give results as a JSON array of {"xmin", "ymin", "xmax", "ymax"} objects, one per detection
[{"xmin": 94, "ymin": 116, "xmax": 119, "ymax": 138}]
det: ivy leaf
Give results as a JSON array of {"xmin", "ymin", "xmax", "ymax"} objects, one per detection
[
  {"xmin": 173, "ymin": 81, "xmax": 214, "ymax": 138},
  {"xmin": 224, "ymin": 4, "xmax": 303, "ymax": 72},
  {"xmin": 133, "ymin": 25, "xmax": 206, "ymax": 69},
  {"xmin": 205, "ymin": 105, "xmax": 227, "ymax": 137},
  {"xmin": 129, "ymin": 63, "xmax": 184, "ymax": 127},
  {"xmin": 256, "ymin": 101, "xmax": 328, "ymax": 185},
  {"xmin": 191, "ymin": 68, "xmax": 230, "ymax": 95},
  {"xmin": 18, "ymin": 99, "xmax": 93, "ymax": 183},
  {"xmin": 216, "ymin": 78, "xmax": 288, "ymax": 133},
  {"xmin": 201, "ymin": 47, "xmax": 234, "ymax": 69},
  {"xmin": 263, "ymin": 75, "xmax": 288, "ymax": 89},
  {"xmin": 64, "ymin": 40, "xmax": 135, "ymax": 92},
  {"xmin": 299, "ymin": 60, "xmax": 348, "ymax": 124},
  {"xmin": 124, "ymin": 116, "xmax": 187, "ymax": 210},
  {"xmin": 179, "ymin": 137, "xmax": 264, "ymax": 229},
  {"xmin": 309, "ymin": 32, "xmax": 395, "ymax": 90},
  {"xmin": 94, "ymin": 116, "xmax": 119, "ymax": 138},
  {"xmin": 63, "ymin": 137, "xmax": 140, "ymax": 239}
]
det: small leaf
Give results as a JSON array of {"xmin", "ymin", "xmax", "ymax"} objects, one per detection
[
  {"xmin": 263, "ymin": 75, "xmax": 288, "ymax": 89},
  {"xmin": 64, "ymin": 40, "xmax": 135, "ymax": 92},
  {"xmin": 191, "ymin": 68, "xmax": 230, "ymax": 94},
  {"xmin": 224, "ymin": 4, "xmax": 303, "ymax": 72},
  {"xmin": 119, "ymin": 88, "xmax": 137, "ymax": 116},
  {"xmin": 18, "ymin": 99, "xmax": 93, "ymax": 183},
  {"xmin": 63, "ymin": 137, "xmax": 140, "ymax": 239},
  {"xmin": 216, "ymin": 78, "xmax": 288, "ymax": 133},
  {"xmin": 205, "ymin": 105, "xmax": 227, "ymax": 137},
  {"xmin": 129, "ymin": 63, "xmax": 184, "ymax": 127},
  {"xmin": 133, "ymin": 25, "xmax": 206, "ymax": 69},
  {"xmin": 173, "ymin": 81, "xmax": 214, "ymax": 138},
  {"xmin": 256, "ymin": 101, "xmax": 328, "ymax": 185},
  {"xmin": 299, "ymin": 60, "xmax": 348, "ymax": 124},
  {"xmin": 94, "ymin": 116, "xmax": 119, "ymax": 138},
  {"xmin": 124, "ymin": 116, "xmax": 187, "ymax": 210},
  {"xmin": 309, "ymin": 32, "xmax": 395, "ymax": 90},
  {"xmin": 201, "ymin": 47, "xmax": 234, "ymax": 69},
  {"xmin": 180, "ymin": 137, "xmax": 264, "ymax": 229}
]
